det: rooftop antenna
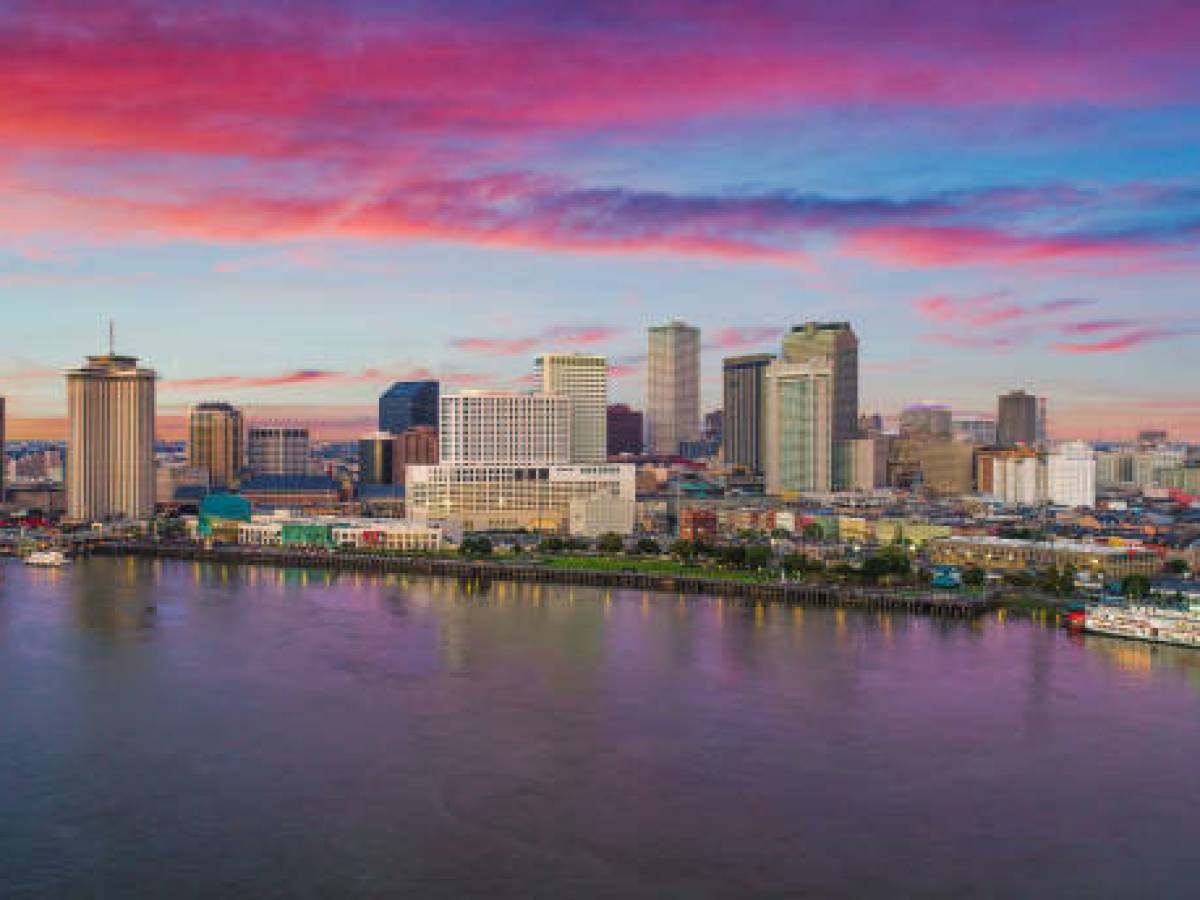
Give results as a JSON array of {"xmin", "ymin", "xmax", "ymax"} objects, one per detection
[{"xmin": 108, "ymin": 319, "xmax": 115, "ymax": 356}]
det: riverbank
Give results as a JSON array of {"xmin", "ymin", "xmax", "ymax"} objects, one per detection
[{"xmin": 90, "ymin": 541, "xmax": 999, "ymax": 618}]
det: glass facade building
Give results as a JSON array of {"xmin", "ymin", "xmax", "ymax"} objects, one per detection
[
  {"xmin": 764, "ymin": 361, "xmax": 832, "ymax": 495},
  {"xmin": 379, "ymin": 381, "xmax": 439, "ymax": 435}
]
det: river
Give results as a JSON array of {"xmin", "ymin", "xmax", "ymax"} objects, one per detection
[{"xmin": 1, "ymin": 557, "xmax": 1197, "ymax": 898}]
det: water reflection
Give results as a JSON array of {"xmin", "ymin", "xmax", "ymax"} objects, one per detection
[{"xmin": 2, "ymin": 557, "xmax": 1200, "ymax": 898}]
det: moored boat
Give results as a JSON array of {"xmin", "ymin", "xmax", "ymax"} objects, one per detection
[
  {"xmin": 1084, "ymin": 604, "xmax": 1200, "ymax": 649},
  {"xmin": 25, "ymin": 549, "xmax": 70, "ymax": 568}
]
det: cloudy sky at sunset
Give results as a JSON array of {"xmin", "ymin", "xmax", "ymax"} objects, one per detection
[{"xmin": 1, "ymin": 0, "xmax": 1198, "ymax": 440}]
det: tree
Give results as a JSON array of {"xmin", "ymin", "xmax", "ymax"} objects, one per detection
[
  {"xmin": 1036, "ymin": 567, "xmax": 1076, "ymax": 596},
  {"xmin": 1122, "ymin": 573, "xmax": 1151, "ymax": 599},
  {"xmin": 635, "ymin": 537, "xmax": 661, "ymax": 555},
  {"xmin": 744, "ymin": 544, "xmax": 772, "ymax": 570},
  {"xmin": 803, "ymin": 522, "xmax": 825, "ymax": 542},
  {"xmin": 596, "ymin": 532, "xmax": 625, "ymax": 555},
  {"xmin": 538, "ymin": 536, "xmax": 566, "ymax": 553},
  {"xmin": 861, "ymin": 545, "xmax": 911, "ymax": 583},
  {"xmin": 720, "ymin": 545, "xmax": 747, "ymax": 568},
  {"xmin": 459, "ymin": 535, "xmax": 493, "ymax": 557},
  {"xmin": 670, "ymin": 539, "xmax": 696, "ymax": 561},
  {"xmin": 962, "ymin": 566, "xmax": 986, "ymax": 588},
  {"xmin": 1165, "ymin": 558, "xmax": 1190, "ymax": 576},
  {"xmin": 782, "ymin": 554, "xmax": 810, "ymax": 575}
]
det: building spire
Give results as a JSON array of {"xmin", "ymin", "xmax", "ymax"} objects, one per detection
[{"xmin": 108, "ymin": 319, "xmax": 115, "ymax": 356}]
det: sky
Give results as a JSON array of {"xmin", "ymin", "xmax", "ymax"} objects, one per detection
[{"xmin": 1, "ymin": 0, "xmax": 1198, "ymax": 441}]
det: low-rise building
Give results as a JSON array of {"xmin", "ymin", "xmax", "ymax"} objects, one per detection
[
  {"xmin": 406, "ymin": 463, "xmax": 635, "ymax": 535},
  {"xmin": 678, "ymin": 507, "xmax": 719, "ymax": 543},
  {"xmin": 239, "ymin": 475, "xmax": 342, "ymax": 511},
  {"xmin": 238, "ymin": 514, "xmax": 445, "ymax": 551},
  {"xmin": 926, "ymin": 535, "xmax": 1157, "ymax": 580}
]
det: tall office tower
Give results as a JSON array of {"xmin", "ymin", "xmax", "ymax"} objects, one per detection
[
  {"xmin": 606, "ymin": 404, "xmax": 643, "ymax": 456},
  {"xmin": 763, "ymin": 360, "xmax": 832, "ymax": 495},
  {"xmin": 358, "ymin": 432, "xmax": 396, "ymax": 485},
  {"xmin": 392, "ymin": 425, "xmax": 438, "ymax": 486},
  {"xmin": 66, "ymin": 353, "xmax": 157, "ymax": 522},
  {"xmin": 439, "ymin": 392, "xmax": 571, "ymax": 464},
  {"xmin": 187, "ymin": 402, "xmax": 243, "ymax": 488},
  {"xmin": 859, "ymin": 412, "xmax": 884, "ymax": 435},
  {"xmin": 997, "ymin": 390, "xmax": 1039, "ymax": 447},
  {"xmin": 247, "ymin": 425, "xmax": 310, "ymax": 476},
  {"xmin": 0, "ymin": 395, "xmax": 5, "ymax": 502},
  {"xmin": 703, "ymin": 409, "xmax": 723, "ymax": 441},
  {"xmin": 898, "ymin": 403, "xmax": 953, "ymax": 439},
  {"xmin": 953, "ymin": 416, "xmax": 998, "ymax": 446},
  {"xmin": 780, "ymin": 322, "xmax": 859, "ymax": 488},
  {"xmin": 534, "ymin": 353, "xmax": 608, "ymax": 462},
  {"xmin": 646, "ymin": 320, "xmax": 700, "ymax": 455},
  {"xmin": 1138, "ymin": 429, "xmax": 1168, "ymax": 448},
  {"xmin": 379, "ymin": 381, "xmax": 439, "ymax": 435},
  {"xmin": 1047, "ymin": 441, "xmax": 1097, "ymax": 508},
  {"xmin": 722, "ymin": 353, "xmax": 774, "ymax": 474}
]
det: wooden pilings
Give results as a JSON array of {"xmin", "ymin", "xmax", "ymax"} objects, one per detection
[{"xmin": 93, "ymin": 542, "xmax": 998, "ymax": 618}]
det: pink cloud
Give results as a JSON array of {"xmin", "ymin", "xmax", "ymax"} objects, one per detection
[
  {"xmin": 705, "ymin": 326, "xmax": 785, "ymax": 351},
  {"xmin": 0, "ymin": 4, "xmax": 1195, "ymax": 275},
  {"xmin": 4, "ymin": 1, "xmax": 1199, "ymax": 173},
  {"xmin": 1055, "ymin": 318, "xmax": 1139, "ymax": 335},
  {"xmin": 914, "ymin": 293, "xmax": 1094, "ymax": 327},
  {"xmin": 451, "ymin": 324, "xmax": 623, "ymax": 356},
  {"xmin": 1050, "ymin": 328, "xmax": 1175, "ymax": 354},
  {"xmin": 161, "ymin": 365, "xmax": 491, "ymax": 391}
]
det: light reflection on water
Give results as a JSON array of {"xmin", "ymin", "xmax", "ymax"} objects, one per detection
[{"xmin": 1, "ymin": 556, "xmax": 1198, "ymax": 899}]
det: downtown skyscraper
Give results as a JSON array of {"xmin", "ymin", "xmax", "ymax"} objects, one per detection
[
  {"xmin": 66, "ymin": 352, "xmax": 157, "ymax": 522},
  {"xmin": 763, "ymin": 359, "xmax": 832, "ymax": 495},
  {"xmin": 187, "ymin": 401, "xmax": 244, "ymax": 488},
  {"xmin": 646, "ymin": 320, "xmax": 700, "ymax": 456},
  {"xmin": 722, "ymin": 353, "xmax": 774, "ymax": 475},
  {"xmin": 779, "ymin": 322, "xmax": 859, "ymax": 490},
  {"xmin": 534, "ymin": 352, "xmax": 608, "ymax": 462},
  {"xmin": 247, "ymin": 425, "xmax": 310, "ymax": 476},
  {"xmin": 997, "ymin": 389, "xmax": 1040, "ymax": 448},
  {"xmin": 379, "ymin": 381, "xmax": 439, "ymax": 435}
]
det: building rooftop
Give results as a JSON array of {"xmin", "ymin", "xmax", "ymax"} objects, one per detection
[
  {"xmin": 240, "ymin": 475, "xmax": 338, "ymax": 492},
  {"xmin": 935, "ymin": 535, "xmax": 1154, "ymax": 556}
]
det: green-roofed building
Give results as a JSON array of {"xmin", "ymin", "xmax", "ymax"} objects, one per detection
[{"xmin": 198, "ymin": 493, "xmax": 253, "ymax": 539}]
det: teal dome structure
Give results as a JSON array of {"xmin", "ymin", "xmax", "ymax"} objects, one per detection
[{"xmin": 198, "ymin": 492, "xmax": 252, "ymax": 536}]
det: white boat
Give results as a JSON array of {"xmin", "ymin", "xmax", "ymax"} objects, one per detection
[
  {"xmin": 1085, "ymin": 604, "xmax": 1200, "ymax": 649},
  {"xmin": 25, "ymin": 549, "xmax": 70, "ymax": 567}
]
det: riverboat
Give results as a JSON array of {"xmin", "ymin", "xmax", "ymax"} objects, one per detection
[
  {"xmin": 1084, "ymin": 604, "xmax": 1200, "ymax": 649},
  {"xmin": 25, "ymin": 549, "xmax": 70, "ymax": 568}
]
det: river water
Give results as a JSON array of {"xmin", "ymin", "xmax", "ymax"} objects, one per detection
[{"xmin": 1, "ymin": 557, "xmax": 1197, "ymax": 898}]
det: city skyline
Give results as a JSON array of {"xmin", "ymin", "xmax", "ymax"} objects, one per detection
[{"xmin": 2, "ymin": 2, "xmax": 1199, "ymax": 441}]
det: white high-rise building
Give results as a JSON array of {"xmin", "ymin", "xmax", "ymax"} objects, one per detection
[
  {"xmin": 992, "ymin": 455, "xmax": 1045, "ymax": 506},
  {"xmin": 66, "ymin": 353, "xmax": 157, "ymax": 522},
  {"xmin": 439, "ymin": 392, "xmax": 571, "ymax": 464},
  {"xmin": 646, "ymin": 321, "xmax": 700, "ymax": 455},
  {"xmin": 534, "ymin": 353, "xmax": 608, "ymax": 463},
  {"xmin": 247, "ymin": 425, "xmax": 310, "ymax": 476},
  {"xmin": 1047, "ymin": 442, "xmax": 1097, "ymax": 508},
  {"xmin": 763, "ymin": 360, "xmax": 833, "ymax": 495}
]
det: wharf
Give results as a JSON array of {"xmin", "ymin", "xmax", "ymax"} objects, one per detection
[{"xmin": 91, "ymin": 541, "xmax": 997, "ymax": 619}]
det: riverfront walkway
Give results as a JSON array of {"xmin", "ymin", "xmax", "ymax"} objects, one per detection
[{"xmin": 93, "ymin": 542, "xmax": 999, "ymax": 618}]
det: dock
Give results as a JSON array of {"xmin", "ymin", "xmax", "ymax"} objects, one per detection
[{"xmin": 90, "ymin": 542, "xmax": 998, "ymax": 618}]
